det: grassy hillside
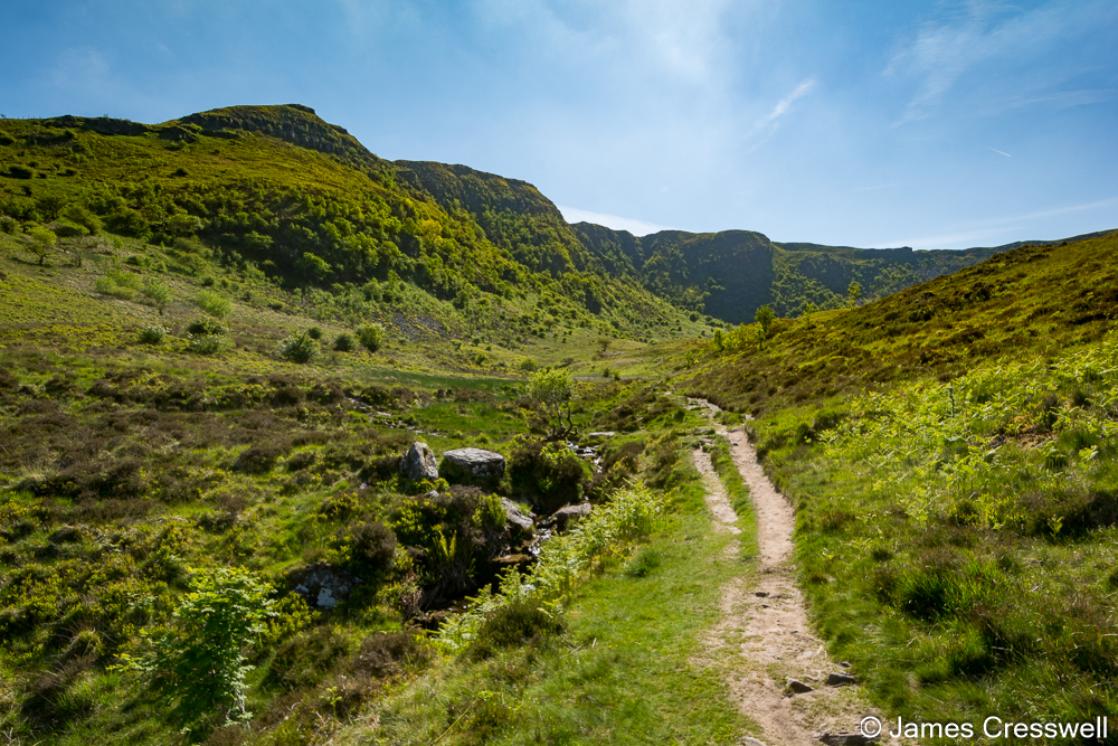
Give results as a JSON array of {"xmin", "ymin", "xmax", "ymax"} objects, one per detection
[
  {"xmin": 0, "ymin": 105, "xmax": 708, "ymax": 347},
  {"xmin": 688, "ymin": 230, "xmax": 1118, "ymax": 413},
  {"xmin": 685, "ymin": 229, "xmax": 1118, "ymax": 730},
  {"xmin": 574, "ymin": 222, "xmax": 1011, "ymax": 322}
]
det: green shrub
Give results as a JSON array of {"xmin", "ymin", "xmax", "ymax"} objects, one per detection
[
  {"xmin": 53, "ymin": 219, "xmax": 88, "ymax": 238},
  {"xmin": 280, "ymin": 333, "xmax": 317, "ymax": 363},
  {"xmin": 95, "ymin": 269, "xmax": 142, "ymax": 299},
  {"xmin": 509, "ymin": 437, "xmax": 591, "ymax": 513},
  {"xmin": 188, "ymin": 333, "xmax": 226, "ymax": 355},
  {"xmin": 307, "ymin": 326, "xmax": 323, "ymax": 340},
  {"xmin": 115, "ymin": 567, "xmax": 274, "ymax": 726},
  {"xmin": 356, "ymin": 323, "xmax": 385, "ymax": 353},
  {"xmin": 138, "ymin": 325, "xmax": 167, "ymax": 345},
  {"xmin": 185, "ymin": 317, "xmax": 225, "ymax": 336},
  {"xmin": 333, "ymin": 332, "xmax": 355, "ymax": 352},
  {"xmin": 195, "ymin": 289, "xmax": 231, "ymax": 318},
  {"xmin": 59, "ymin": 204, "xmax": 101, "ymax": 234}
]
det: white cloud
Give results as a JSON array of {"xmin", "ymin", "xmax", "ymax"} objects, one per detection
[
  {"xmin": 557, "ymin": 204, "xmax": 666, "ymax": 236},
  {"xmin": 989, "ymin": 147, "xmax": 1012, "ymax": 158}
]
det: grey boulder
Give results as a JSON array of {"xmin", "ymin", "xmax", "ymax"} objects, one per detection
[
  {"xmin": 552, "ymin": 502, "xmax": 592, "ymax": 530},
  {"xmin": 441, "ymin": 447, "xmax": 505, "ymax": 488},
  {"xmin": 401, "ymin": 441, "xmax": 439, "ymax": 481}
]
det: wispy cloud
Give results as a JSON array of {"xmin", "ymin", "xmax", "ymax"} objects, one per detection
[
  {"xmin": 886, "ymin": 196, "xmax": 1118, "ymax": 249},
  {"xmin": 852, "ymin": 182, "xmax": 899, "ymax": 193},
  {"xmin": 556, "ymin": 204, "xmax": 666, "ymax": 236},
  {"xmin": 473, "ymin": 0, "xmax": 739, "ymax": 90},
  {"xmin": 49, "ymin": 47, "xmax": 111, "ymax": 90},
  {"xmin": 762, "ymin": 78, "xmax": 816, "ymax": 127},
  {"xmin": 743, "ymin": 76, "xmax": 817, "ymax": 152},
  {"xmin": 885, "ymin": 0, "xmax": 1115, "ymax": 125},
  {"xmin": 989, "ymin": 147, "xmax": 1012, "ymax": 158}
]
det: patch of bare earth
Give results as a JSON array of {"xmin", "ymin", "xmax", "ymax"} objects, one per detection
[{"xmin": 690, "ymin": 398, "xmax": 909, "ymax": 746}]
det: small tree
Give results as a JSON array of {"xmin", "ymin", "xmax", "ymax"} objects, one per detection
[
  {"xmin": 526, "ymin": 368, "xmax": 574, "ymax": 440},
  {"xmin": 754, "ymin": 304, "xmax": 776, "ymax": 348},
  {"xmin": 847, "ymin": 280, "xmax": 862, "ymax": 307},
  {"xmin": 115, "ymin": 567, "xmax": 274, "ymax": 727},
  {"xmin": 280, "ymin": 332, "xmax": 317, "ymax": 363},
  {"xmin": 26, "ymin": 225, "xmax": 57, "ymax": 265}
]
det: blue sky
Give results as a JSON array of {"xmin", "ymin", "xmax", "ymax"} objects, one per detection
[{"xmin": 2, "ymin": 0, "xmax": 1116, "ymax": 249}]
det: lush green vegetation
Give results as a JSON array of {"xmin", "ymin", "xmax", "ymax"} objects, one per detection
[{"xmin": 686, "ymin": 229, "xmax": 1118, "ymax": 732}]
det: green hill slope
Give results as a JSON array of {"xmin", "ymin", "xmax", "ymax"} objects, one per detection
[
  {"xmin": 684, "ymin": 229, "xmax": 1118, "ymax": 727},
  {"xmin": 688, "ymin": 229, "xmax": 1118, "ymax": 413},
  {"xmin": 0, "ymin": 105, "xmax": 706, "ymax": 347}
]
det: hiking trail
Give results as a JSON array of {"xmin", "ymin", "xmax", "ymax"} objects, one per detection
[{"xmin": 689, "ymin": 397, "xmax": 907, "ymax": 746}]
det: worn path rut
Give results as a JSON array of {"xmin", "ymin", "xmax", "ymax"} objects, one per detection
[{"xmin": 689, "ymin": 398, "xmax": 905, "ymax": 746}]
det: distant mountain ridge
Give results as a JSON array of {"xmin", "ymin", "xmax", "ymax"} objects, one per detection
[{"xmin": 572, "ymin": 223, "xmax": 1012, "ymax": 322}]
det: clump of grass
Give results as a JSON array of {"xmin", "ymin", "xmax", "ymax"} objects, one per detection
[
  {"xmin": 95, "ymin": 269, "xmax": 142, "ymax": 299},
  {"xmin": 195, "ymin": 289, "xmax": 231, "ymax": 318},
  {"xmin": 137, "ymin": 325, "xmax": 167, "ymax": 345},
  {"xmin": 623, "ymin": 545, "xmax": 662, "ymax": 577}
]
